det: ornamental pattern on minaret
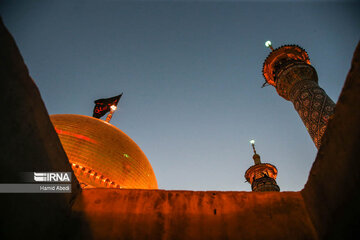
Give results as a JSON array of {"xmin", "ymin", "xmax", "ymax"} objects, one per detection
[{"xmin": 262, "ymin": 42, "xmax": 335, "ymax": 149}]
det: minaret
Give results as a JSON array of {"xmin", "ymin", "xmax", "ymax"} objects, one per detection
[
  {"xmin": 245, "ymin": 140, "xmax": 280, "ymax": 192},
  {"xmin": 262, "ymin": 41, "xmax": 335, "ymax": 149}
]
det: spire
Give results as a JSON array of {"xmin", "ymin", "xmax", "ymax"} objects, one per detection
[
  {"xmin": 250, "ymin": 139, "xmax": 261, "ymax": 165},
  {"xmin": 245, "ymin": 140, "xmax": 280, "ymax": 192},
  {"xmin": 105, "ymin": 105, "xmax": 117, "ymax": 123}
]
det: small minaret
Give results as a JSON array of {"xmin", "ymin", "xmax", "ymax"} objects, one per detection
[
  {"xmin": 262, "ymin": 41, "xmax": 335, "ymax": 149},
  {"xmin": 245, "ymin": 140, "xmax": 280, "ymax": 192}
]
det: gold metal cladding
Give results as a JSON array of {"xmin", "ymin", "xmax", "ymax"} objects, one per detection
[{"xmin": 50, "ymin": 114, "xmax": 158, "ymax": 189}]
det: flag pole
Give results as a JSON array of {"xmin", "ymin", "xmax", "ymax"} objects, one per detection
[{"xmin": 105, "ymin": 105, "xmax": 117, "ymax": 123}]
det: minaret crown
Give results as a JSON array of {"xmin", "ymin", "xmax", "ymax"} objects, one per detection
[
  {"xmin": 244, "ymin": 140, "xmax": 280, "ymax": 192},
  {"xmin": 262, "ymin": 44, "xmax": 311, "ymax": 87}
]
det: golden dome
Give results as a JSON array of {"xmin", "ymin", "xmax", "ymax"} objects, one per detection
[{"xmin": 50, "ymin": 114, "xmax": 158, "ymax": 189}]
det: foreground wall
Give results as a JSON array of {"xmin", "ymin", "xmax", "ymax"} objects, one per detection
[
  {"xmin": 71, "ymin": 189, "xmax": 317, "ymax": 240},
  {"xmin": 301, "ymin": 42, "xmax": 360, "ymax": 239}
]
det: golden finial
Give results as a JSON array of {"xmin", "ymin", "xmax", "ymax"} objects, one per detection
[
  {"xmin": 250, "ymin": 139, "xmax": 261, "ymax": 165},
  {"xmin": 250, "ymin": 139, "xmax": 256, "ymax": 154}
]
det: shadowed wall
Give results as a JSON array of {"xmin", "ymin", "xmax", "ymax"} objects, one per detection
[
  {"xmin": 0, "ymin": 18, "xmax": 81, "ymax": 239},
  {"xmin": 301, "ymin": 42, "xmax": 360, "ymax": 239}
]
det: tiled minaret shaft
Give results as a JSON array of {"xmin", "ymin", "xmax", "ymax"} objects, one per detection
[{"xmin": 263, "ymin": 44, "xmax": 335, "ymax": 149}]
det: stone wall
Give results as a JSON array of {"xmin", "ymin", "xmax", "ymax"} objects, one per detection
[
  {"xmin": 71, "ymin": 189, "xmax": 317, "ymax": 240},
  {"xmin": 0, "ymin": 18, "xmax": 80, "ymax": 240},
  {"xmin": 301, "ymin": 41, "xmax": 360, "ymax": 239}
]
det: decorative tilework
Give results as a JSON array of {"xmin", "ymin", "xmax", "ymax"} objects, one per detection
[
  {"xmin": 252, "ymin": 176, "xmax": 280, "ymax": 192},
  {"xmin": 263, "ymin": 45, "xmax": 335, "ymax": 149},
  {"xmin": 279, "ymin": 65, "xmax": 335, "ymax": 149}
]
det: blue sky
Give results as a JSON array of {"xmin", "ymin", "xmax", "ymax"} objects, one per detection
[{"xmin": 1, "ymin": 0, "xmax": 359, "ymax": 191}]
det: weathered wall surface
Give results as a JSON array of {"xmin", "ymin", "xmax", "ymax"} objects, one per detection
[
  {"xmin": 0, "ymin": 18, "xmax": 80, "ymax": 239},
  {"xmin": 71, "ymin": 189, "xmax": 317, "ymax": 240},
  {"xmin": 301, "ymin": 41, "xmax": 360, "ymax": 239}
]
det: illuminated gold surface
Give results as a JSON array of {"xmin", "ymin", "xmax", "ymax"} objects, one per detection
[
  {"xmin": 244, "ymin": 163, "xmax": 278, "ymax": 185},
  {"xmin": 263, "ymin": 45, "xmax": 311, "ymax": 86},
  {"xmin": 50, "ymin": 114, "xmax": 158, "ymax": 189}
]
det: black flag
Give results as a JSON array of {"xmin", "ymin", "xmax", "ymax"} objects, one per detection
[{"xmin": 93, "ymin": 93, "xmax": 123, "ymax": 119}]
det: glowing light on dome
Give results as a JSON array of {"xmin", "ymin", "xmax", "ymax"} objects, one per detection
[
  {"xmin": 110, "ymin": 105, "xmax": 117, "ymax": 111},
  {"xmin": 250, "ymin": 139, "xmax": 255, "ymax": 145}
]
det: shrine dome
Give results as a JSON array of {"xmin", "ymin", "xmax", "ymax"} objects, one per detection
[{"xmin": 50, "ymin": 114, "xmax": 158, "ymax": 189}]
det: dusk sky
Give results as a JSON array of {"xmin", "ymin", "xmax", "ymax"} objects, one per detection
[{"xmin": 1, "ymin": 0, "xmax": 359, "ymax": 191}]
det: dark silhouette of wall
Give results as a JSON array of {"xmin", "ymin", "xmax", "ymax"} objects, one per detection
[
  {"xmin": 0, "ymin": 18, "xmax": 81, "ymax": 240},
  {"xmin": 301, "ymin": 42, "xmax": 360, "ymax": 239}
]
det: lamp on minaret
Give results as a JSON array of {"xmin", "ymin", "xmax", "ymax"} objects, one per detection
[
  {"xmin": 265, "ymin": 40, "xmax": 274, "ymax": 51},
  {"xmin": 262, "ymin": 41, "xmax": 335, "ymax": 149},
  {"xmin": 245, "ymin": 139, "xmax": 280, "ymax": 192}
]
